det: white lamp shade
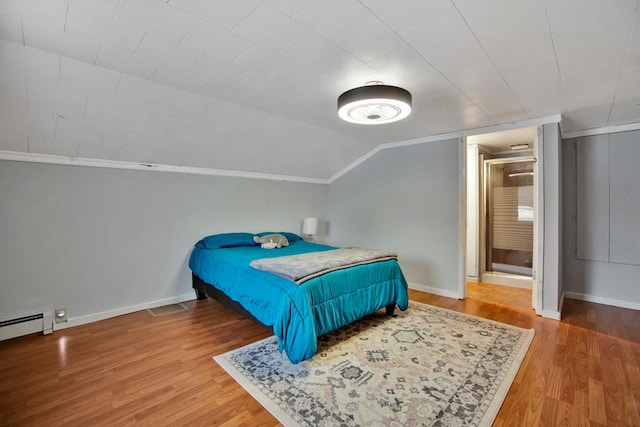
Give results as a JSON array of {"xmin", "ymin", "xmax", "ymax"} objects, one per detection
[{"xmin": 302, "ymin": 217, "xmax": 319, "ymax": 235}]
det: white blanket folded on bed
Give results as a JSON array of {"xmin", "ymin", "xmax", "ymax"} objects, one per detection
[{"xmin": 249, "ymin": 247, "xmax": 397, "ymax": 284}]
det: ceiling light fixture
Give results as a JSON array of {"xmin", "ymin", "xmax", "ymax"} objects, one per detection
[
  {"xmin": 509, "ymin": 143, "xmax": 530, "ymax": 151},
  {"xmin": 337, "ymin": 82, "xmax": 412, "ymax": 125}
]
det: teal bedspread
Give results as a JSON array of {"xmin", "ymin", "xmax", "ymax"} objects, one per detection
[{"xmin": 189, "ymin": 240, "xmax": 409, "ymax": 364}]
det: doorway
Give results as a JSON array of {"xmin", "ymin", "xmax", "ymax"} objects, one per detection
[{"xmin": 465, "ymin": 127, "xmax": 539, "ymax": 310}]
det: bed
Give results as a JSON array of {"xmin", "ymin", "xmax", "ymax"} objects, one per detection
[{"xmin": 189, "ymin": 232, "xmax": 409, "ymax": 364}]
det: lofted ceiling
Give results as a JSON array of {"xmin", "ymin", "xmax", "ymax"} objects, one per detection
[{"xmin": 0, "ymin": 0, "xmax": 639, "ymax": 181}]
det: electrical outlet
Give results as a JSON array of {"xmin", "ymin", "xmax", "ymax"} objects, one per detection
[{"xmin": 54, "ymin": 308, "xmax": 67, "ymax": 323}]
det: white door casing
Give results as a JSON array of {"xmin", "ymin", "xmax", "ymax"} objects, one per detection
[{"xmin": 532, "ymin": 126, "xmax": 544, "ymax": 313}]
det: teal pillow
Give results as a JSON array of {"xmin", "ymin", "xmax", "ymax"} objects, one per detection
[{"xmin": 196, "ymin": 232, "xmax": 258, "ymax": 250}]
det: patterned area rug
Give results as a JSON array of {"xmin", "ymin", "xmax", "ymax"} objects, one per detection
[{"xmin": 214, "ymin": 301, "xmax": 534, "ymax": 426}]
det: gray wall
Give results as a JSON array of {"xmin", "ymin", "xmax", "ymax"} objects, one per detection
[
  {"xmin": 327, "ymin": 138, "xmax": 461, "ymax": 295},
  {"xmin": 0, "ymin": 160, "xmax": 326, "ymax": 322},
  {"xmin": 4, "ymin": 126, "xmax": 638, "ymax": 328},
  {"xmin": 562, "ymin": 130, "xmax": 640, "ymax": 307}
]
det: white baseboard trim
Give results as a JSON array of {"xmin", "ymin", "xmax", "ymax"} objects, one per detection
[
  {"xmin": 53, "ymin": 293, "xmax": 197, "ymax": 331},
  {"xmin": 481, "ymin": 272, "xmax": 532, "ymax": 289},
  {"xmin": 564, "ymin": 291, "xmax": 640, "ymax": 311},
  {"xmin": 538, "ymin": 308, "xmax": 561, "ymax": 320},
  {"xmin": 408, "ymin": 283, "xmax": 462, "ymax": 300}
]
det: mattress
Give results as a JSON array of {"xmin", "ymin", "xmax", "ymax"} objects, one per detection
[{"xmin": 189, "ymin": 239, "xmax": 409, "ymax": 363}]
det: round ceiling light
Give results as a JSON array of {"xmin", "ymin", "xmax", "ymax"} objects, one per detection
[{"xmin": 337, "ymin": 84, "xmax": 412, "ymax": 125}]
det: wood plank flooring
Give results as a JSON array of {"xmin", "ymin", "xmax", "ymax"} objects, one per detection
[
  {"xmin": 1, "ymin": 289, "xmax": 639, "ymax": 426},
  {"xmin": 466, "ymin": 281, "xmax": 533, "ymax": 309}
]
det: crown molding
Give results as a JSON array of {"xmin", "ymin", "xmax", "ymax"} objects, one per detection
[
  {"xmin": 328, "ymin": 114, "xmax": 562, "ymax": 184},
  {"xmin": 561, "ymin": 121, "xmax": 640, "ymax": 139},
  {"xmin": 0, "ymin": 151, "xmax": 328, "ymax": 185},
  {"xmin": 19, "ymin": 114, "xmax": 640, "ymax": 186},
  {"xmin": 461, "ymin": 114, "xmax": 561, "ymax": 137}
]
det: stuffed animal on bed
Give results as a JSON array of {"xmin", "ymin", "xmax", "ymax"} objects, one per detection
[{"xmin": 253, "ymin": 233, "xmax": 289, "ymax": 248}]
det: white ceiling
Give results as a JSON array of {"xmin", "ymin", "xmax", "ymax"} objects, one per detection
[{"xmin": 1, "ymin": 0, "xmax": 639, "ymax": 180}]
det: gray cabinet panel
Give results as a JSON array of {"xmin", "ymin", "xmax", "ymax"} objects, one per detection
[
  {"xmin": 576, "ymin": 135, "xmax": 609, "ymax": 262},
  {"xmin": 610, "ymin": 131, "xmax": 640, "ymax": 264}
]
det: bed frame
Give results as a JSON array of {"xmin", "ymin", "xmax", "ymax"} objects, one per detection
[
  {"xmin": 193, "ymin": 273, "xmax": 269, "ymax": 328},
  {"xmin": 192, "ymin": 273, "xmax": 397, "ymax": 330}
]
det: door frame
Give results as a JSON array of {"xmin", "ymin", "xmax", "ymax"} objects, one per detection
[
  {"xmin": 458, "ymin": 137, "xmax": 467, "ymax": 299},
  {"xmin": 532, "ymin": 126, "xmax": 544, "ymax": 313},
  {"xmin": 461, "ymin": 126, "xmax": 544, "ymax": 314}
]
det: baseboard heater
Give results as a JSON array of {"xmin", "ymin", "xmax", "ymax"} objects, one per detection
[{"xmin": 0, "ymin": 311, "xmax": 52, "ymax": 341}]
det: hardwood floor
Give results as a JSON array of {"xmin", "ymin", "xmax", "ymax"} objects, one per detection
[
  {"xmin": 1, "ymin": 290, "xmax": 639, "ymax": 426},
  {"xmin": 466, "ymin": 281, "xmax": 533, "ymax": 309}
]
